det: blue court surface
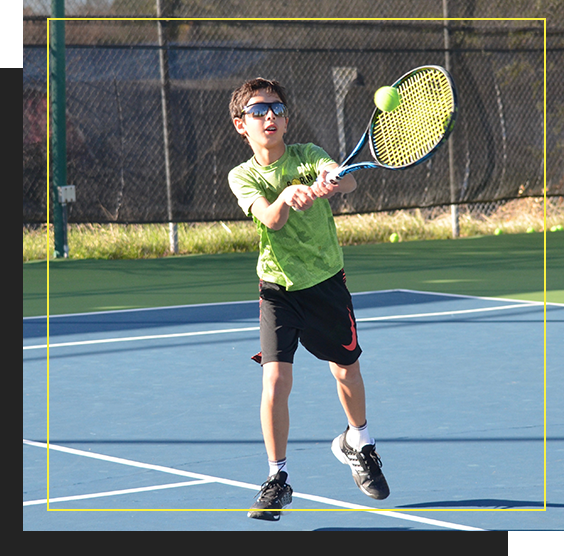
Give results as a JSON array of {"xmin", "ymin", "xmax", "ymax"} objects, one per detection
[{"xmin": 23, "ymin": 289, "xmax": 563, "ymax": 531}]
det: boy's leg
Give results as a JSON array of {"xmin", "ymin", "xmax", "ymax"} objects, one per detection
[
  {"xmin": 248, "ymin": 361, "xmax": 294, "ymax": 521},
  {"xmin": 260, "ymin": 361, "xmax": 293, "ymax": 461},
  {"xmin": 330, "ymin": 359, "xmax": 390, "ymax": 500},
  {"xmin": 329, "ymin": 359, "xmax": 366, "ymax": 428}
]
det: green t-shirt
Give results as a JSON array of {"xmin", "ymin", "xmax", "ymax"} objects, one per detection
[{"xmin": 228, "ymin": 143, "xmax": 344, "ymax": 291}]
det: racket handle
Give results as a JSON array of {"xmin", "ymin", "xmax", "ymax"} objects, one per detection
[{"xmin": 326, "ymin": 168, "xmax": 342, "ymax": 184}]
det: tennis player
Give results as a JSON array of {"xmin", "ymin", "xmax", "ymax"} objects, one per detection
[{"xmin": 228, "ymin": 78, "xmax": 389, "ymax": 521}]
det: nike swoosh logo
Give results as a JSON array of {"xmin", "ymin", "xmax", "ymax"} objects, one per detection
[{"xmin": 342, "ymin": 307, "xmax": 358, "ymax": 351}]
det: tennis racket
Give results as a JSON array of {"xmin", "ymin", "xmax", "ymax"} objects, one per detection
[{"xmin": 326, "ymin": 65, "xmax": 458, "ymax": 184}]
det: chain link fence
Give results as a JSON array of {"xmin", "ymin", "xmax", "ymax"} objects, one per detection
[{"xmin": 23, "ymin": 1, "xmax": 564, "ymax": 224}]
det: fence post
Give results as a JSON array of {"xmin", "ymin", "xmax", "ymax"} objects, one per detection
[
  {"xmin": 50, "ymin": 0, "xmax": 67, "ymax": 257},
  {"xmin": 156, "ymin": 0, "xmax": 178, "ymax": 254},
  {"xmin": 443, "ymin": 0, "xmax": 459, "ymax": 238},
  {"xmin": 332, "ymin": 67, "xmax": 359, "ymax": 164}
]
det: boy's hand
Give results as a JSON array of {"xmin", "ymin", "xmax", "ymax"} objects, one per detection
[
  {"xmin": 311, "ymin": 166, "xmax": 357, "ymax": 200},
  {"xmin": 310, "ymin": 169, "xmax": 340, "ymax": 200},
  {"xmin": 281, "ymin": 184, "xmax": 316, "ymax": 211}
]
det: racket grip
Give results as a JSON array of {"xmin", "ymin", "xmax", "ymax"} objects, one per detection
[{"xmin": 326, "ymin": 169, "xmax": 342, "ymax": 184}]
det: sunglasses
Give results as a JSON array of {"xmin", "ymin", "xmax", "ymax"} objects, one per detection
[{"xmin": 241, "ymin": 101, "xmax": 288, "ymax": 119}]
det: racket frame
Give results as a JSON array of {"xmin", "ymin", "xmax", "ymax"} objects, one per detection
[{"xmin": 328, "ymin": 65, "xmax": 458, "ymax": 182}]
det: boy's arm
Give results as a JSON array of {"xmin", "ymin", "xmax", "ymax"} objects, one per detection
[
  {"xmin": 250, "ymin": 184, "xmax": 315, "ymax": 231},
  {"xmin": 310, "ymin": 163, "xmax": 357, "ymax": 199},
  {"xmin": 250, "ymin": 164, "xmax": 356, "ymax": 231}
]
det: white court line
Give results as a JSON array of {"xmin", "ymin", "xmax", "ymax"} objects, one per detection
[
  {"xmin": 23, "ymin": 302, "xmax": 540, "ymax": 351},
  {"xmin": 23, "ymin": 479, "xmax": 214, "ymax": 507},
  {"xmin": 23, "ymin": 325, "xmax": 260, "ymax": 351},
  {"xmin": 23, "ymin": 439, "xmax": 484, "ymax": 531},
  {"xmin": 392, "ymin": 288, "xmax": 562, "ymax": 307},
  {"xmin": 356, "ymin": 301, "xmax": 539, "ymax": 323},
  {"xmin": 24, "ymin": 287, "xmax": 559, "ymax": 322},
  {"xmin": 21, "ymin": 289, "xmax": 404, "ymax": 321}
]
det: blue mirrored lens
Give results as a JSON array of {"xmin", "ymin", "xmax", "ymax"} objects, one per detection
[{"xmin": 242, "ymin": 102, "xmax": 287, "ymax": 118}]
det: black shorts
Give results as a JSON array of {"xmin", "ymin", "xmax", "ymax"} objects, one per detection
[{"xmin": 256, "ymin": 269, "xmax": 362, "ymax": 366}]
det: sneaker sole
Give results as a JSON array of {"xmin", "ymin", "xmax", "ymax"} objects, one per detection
[
  {"xmin": 331, "ymin": 435, "xmax": 350, "ymax": 465},
  {"xmin": 247, "ymin": 503, "xmax": 292, "ymax": 521}
]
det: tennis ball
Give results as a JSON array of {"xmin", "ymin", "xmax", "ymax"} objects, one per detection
[
  {"xmin": 389, "ymin": 232, "xmax": 399, "ymax": 243},
  {"xmin": 494, "ymin": 227, "xmax": 503, "ymax": 236},
  {"xmin": 551, "ymin": 224, "xmax": 563, "ymax": 232},
  {"xmin": 374, "ymin": 86, "xmax": 400, "ymax": 112},
  {"xmin": 527, "ymin": 226, "xmax": 536, "ymax": 234}
]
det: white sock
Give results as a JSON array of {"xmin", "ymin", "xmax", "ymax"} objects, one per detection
[
  {"xmin": 346, "ymin": 421, "xmax": 373, "ymax": 451},
  {"xmin": 268, "ymin": 458, "xmax": 290, "ymax": 484}
]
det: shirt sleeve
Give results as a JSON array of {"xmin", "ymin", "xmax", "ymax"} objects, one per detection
[
  {"xmin": 228, "ymin": 165, "xmax": 264, "ymax": 217},
  {"xmin": 305, "ymin": 143, "xmax": 337, "ymax": 176}
]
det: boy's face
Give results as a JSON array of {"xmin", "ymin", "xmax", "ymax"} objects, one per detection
[{"xmin": 234, "ymin": 90, "xmax": 288, "ymax": 153}]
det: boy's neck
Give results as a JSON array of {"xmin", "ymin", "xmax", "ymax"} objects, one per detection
[{"xmin": 253, "ymin": 143, "xmax": 286, "ymax": 167}]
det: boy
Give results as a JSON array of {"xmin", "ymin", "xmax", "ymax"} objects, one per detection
[{"xmin": 228, "ymin": 78, "xmax": 389, "ymax": 521}]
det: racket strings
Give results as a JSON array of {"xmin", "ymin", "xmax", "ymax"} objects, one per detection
[{"xmin": 372, "ymin": 69, "xmax": 454, "ymax": 168}]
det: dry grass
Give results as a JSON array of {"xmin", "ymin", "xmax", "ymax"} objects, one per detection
[
  {"xmin": 23, "ymin": 197, "xmax": 563, "ymax": 262},
  {"xmin": 336, "ymin": 196, "xmax": 562, "ymax": 245}
]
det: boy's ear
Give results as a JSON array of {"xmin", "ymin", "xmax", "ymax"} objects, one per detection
[{"xmin": 233, "ymin": 117, "xmax": 247, "ymax": 136}]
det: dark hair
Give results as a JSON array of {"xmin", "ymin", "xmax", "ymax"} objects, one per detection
[{"xmin": 229, "ymin": 77, "xmax": 288, "ymax": 122}]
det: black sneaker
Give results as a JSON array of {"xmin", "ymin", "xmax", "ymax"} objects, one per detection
[
  {"xmin": 247, "ymin": 471, "xmax": 293, "ymax": 521},
  {"xmin": 331, "ymin": 428, "xmax": 390, "ymax": 500}
]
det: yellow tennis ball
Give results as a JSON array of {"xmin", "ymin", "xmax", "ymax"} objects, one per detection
[
  {"xmin": 389, "ymin": 232, "xmax": 399, "ymax": 243},
  {"xmin": 374, "ymin": 86, "xmax": 400, "ymax": 112}
]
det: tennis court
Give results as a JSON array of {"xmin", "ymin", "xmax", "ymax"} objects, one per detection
[
  {"xmin": 23, "ymin": 239, "xmax": 564, "ymax": 530},
  {"xmin": 21, "ymin": 6, "xmax": 564, "ymax": 538}
]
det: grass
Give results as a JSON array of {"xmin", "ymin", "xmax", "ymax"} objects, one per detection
[{"xmin": 23, "ymin": 197, "xmax": 563, "ymax": 262}]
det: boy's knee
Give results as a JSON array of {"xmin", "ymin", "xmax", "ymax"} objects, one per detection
[
  {"xmin": 330, "ymin": 360, "xmax": 361, "ymax": 383},
  {"xmin": 262, "ymin": 362, "xmax": 293, "ymax": 395}
]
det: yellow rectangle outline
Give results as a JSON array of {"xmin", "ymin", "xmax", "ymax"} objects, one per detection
[{"xmin": 45, "ymin": 17, "xmax": 548, "ymax": 514}]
